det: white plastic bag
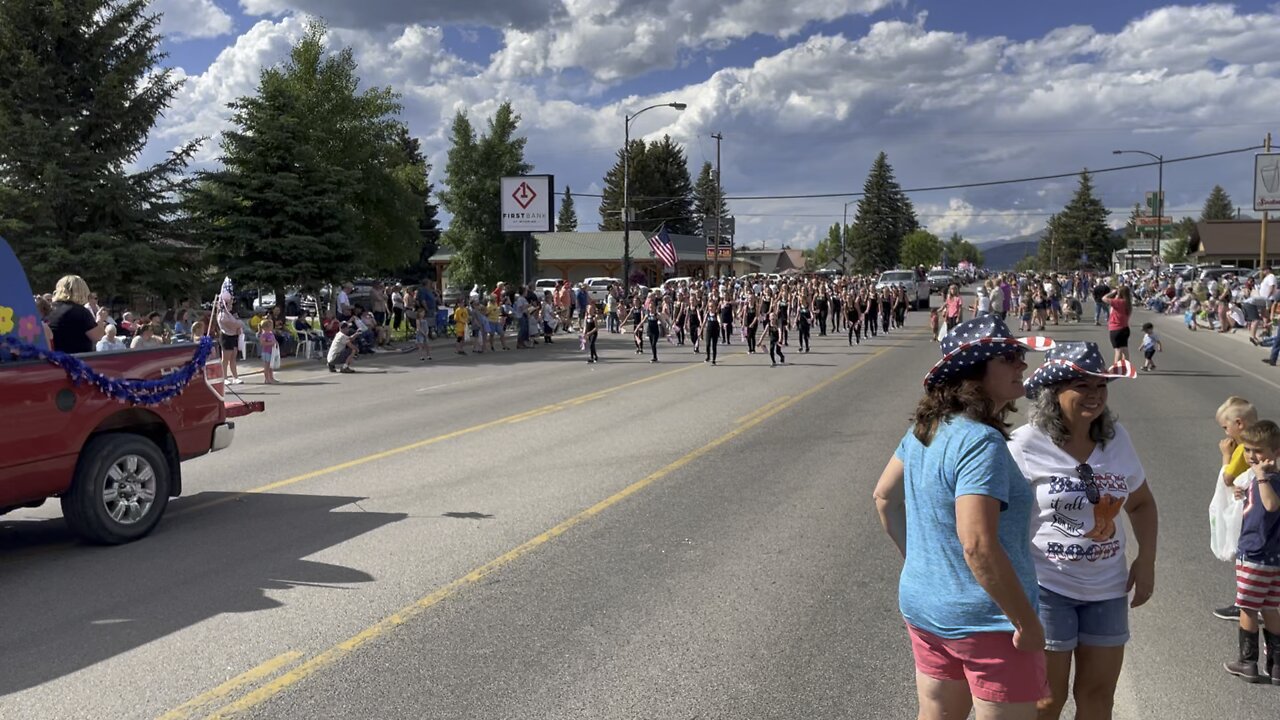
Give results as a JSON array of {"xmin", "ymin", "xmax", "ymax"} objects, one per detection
[
  {"xmin": 270, "ymin": 344, "xmax": 281, "ymax": 370},
  {"xmin": 1209, "ymin": 468, "xmax": 1248, "ymax": 562}
]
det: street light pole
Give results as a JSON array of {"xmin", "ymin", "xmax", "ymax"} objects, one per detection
[
  {"xmin": 1113, "ymin": 149, "xmax": 1164, "ymax": 268},
  {"xmin": 841, "ymin": 200, "xmax": 857, "ymax": 275},
  {"xmin": 622, "ymin": 102, "xmax": 686, "ymax": 298}
]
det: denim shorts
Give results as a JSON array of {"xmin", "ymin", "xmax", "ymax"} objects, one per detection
[{"xmin": 1038, "ymin": 586, "xmax": 1129, "ymax": 652}]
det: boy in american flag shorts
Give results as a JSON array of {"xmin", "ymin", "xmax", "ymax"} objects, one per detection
[{"xmin": 1225, "ymin": 420, "xmax": 1280, "ymax": 684}]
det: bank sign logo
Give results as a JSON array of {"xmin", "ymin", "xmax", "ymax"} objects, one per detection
[
  {"xmin": 512, "ymin": 181, "xmax": 537, "ymax": 209},
  {"xmin": 500, "ymin": 175, "xmax": 554, "ymax": 233}
]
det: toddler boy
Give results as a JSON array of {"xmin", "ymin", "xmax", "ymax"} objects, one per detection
[{"xmin": 1140, "ymin": 322, "xmax": 1162, "ymax": 371}]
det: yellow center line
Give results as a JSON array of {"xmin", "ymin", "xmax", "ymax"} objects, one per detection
[
  {"xmin": 736, "ymin": 395, "xmax": 791, "ymax": 424},
  {"xmin": 169, "ymin": 363, "xmax": 699, "ymax": 517},
  {"xmin": 191, "ymin": 343, "xmax": 895, "ymax": 720},
  {"xmin": 158, "ymin": 651, "xmax": 302, "ymax": 720}
]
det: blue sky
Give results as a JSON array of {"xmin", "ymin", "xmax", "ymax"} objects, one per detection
[{"xmin": 148, "ymin": 0, "xmax": 1280, "ymax": 247}]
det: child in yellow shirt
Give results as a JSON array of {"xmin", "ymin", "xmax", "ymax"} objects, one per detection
[
  {"xmin": 453, "ymin": 303, "xmax": 469, "ymax": 355},
  {"xmin": 1215, "ymin": 396, "xmax": 1259, "ymax": 620}
]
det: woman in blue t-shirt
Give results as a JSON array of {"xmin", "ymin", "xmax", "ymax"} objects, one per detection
[{"xmin": 873, "ymin": 316, "xmax": 1055, "ymax": 718}]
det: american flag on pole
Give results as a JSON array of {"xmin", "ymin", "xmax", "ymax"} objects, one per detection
[{"xmin": 648, "ymin": 225, "xmax": 678, "ymax": 269}]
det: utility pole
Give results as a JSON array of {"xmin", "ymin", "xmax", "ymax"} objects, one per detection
[
  {"xmin": 712, "ymin": 132, "xmax": 723, "ymax": 280},
  {"xmin": 1263, "ymin": 132, "xmax": 1272, "ymax": 270}
]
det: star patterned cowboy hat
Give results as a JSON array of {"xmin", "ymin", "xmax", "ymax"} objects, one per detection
[
  {"xmin": 923, "ymin": 316, "xmax": 1054, "ymax": 387},
  {"xmin": 1023, "ymin": 341, "xmax": 1137, "ymax": 398}
]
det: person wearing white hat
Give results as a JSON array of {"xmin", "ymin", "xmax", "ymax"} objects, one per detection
[
  {"xmin": 1010, "ymin": 341, "xmax": 1156, "ymax": 718},
  {"xmin": 874, "ymin": 316, "xmax": 1054, "ymax": 718}
]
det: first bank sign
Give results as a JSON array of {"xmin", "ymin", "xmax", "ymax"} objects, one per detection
[{"xmin": 501, "ymin": 175, "xmax": 555, "ymax": 232}]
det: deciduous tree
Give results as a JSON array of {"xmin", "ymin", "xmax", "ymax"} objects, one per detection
[
  {"xmin": 439, "ymin": 101, "xmax": 532, "ymax": 287},
  {"xmin": 900, "ymin": 230, "xmax": 942, "ymax": 269}
]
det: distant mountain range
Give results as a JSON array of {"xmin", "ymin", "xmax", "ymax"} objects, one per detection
[
  {"xmin": 976, "ymin": 228, "xmax": 1129, "ymax": 270},
  {"xmin": 976, "ymin": 231, "xmax": 1044, "ymax": 270}
]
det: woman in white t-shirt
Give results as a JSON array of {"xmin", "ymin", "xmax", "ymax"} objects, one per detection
[{"xmin": 1009, "ymin": 341, "xmax": 1159, "ymax": 720}]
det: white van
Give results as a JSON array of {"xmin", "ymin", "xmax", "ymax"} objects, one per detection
[{"xmin": 583, "ymin": 277, "xmax": 620, "ymax": 304}]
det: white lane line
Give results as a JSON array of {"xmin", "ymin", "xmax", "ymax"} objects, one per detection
[{"xmin": 1158, "ymin": 328, "xmax": 1280, "ymax": 393}]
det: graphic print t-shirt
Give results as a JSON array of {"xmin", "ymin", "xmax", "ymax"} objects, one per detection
[
  {"xmin": 1008, "ymin": 423, "xmax": 1146, "ymax": 601},
  {"xmin": 895, "ymin": 418, "xmax": 1038, "ymax": 638}
]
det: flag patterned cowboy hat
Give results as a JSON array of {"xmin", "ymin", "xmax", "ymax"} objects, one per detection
[
  {"xmin": 1023, "ymin": 341, "xmax": 1137, "ymax": 398},
  {"xmin": 923, "ymin": 316, "xmax": 1054, "ymax": 387}
]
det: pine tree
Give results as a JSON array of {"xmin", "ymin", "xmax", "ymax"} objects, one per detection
[
  {"xmin": 187, "ymin": 22, "xmax": 421, "ymax": 302},
  {"xmin": 1040, "ymin": 171, "xmax": 1111, "ymax": 271},
  {"xmin": 598, "ymin": 136, "xmax": 695, "ymax": 235},
  {"xmin": 849, "ymin": 152, "xmax": 918, "ymax": 274},
  {"xmin": 1201, "ymin": 185, "xmax": 1235, "ymax": 221},
  {"xmin": 439, "ymin": 102, "xmax": 532, "ymax": 287},
  {"xmin": 0, "ymin": 0, "xmax": 198, "ymax": 297},
  {"xmin": 557, "ymin": 187, "xmax": 578, "ymax": 232},
  {"xmin": 394, "ymin": 127, "xmax": 441, "ymax": 280},
  {"xmin": 693, "ymin": 161, "xmax": 729, "ymax": 240}
]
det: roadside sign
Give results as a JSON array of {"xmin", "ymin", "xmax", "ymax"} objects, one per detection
[
  {"xmin": 1144, "ymin": 191, "xmax": 1164, "ymax": 214},
  {"xmin": 500, "ymin": 175, "xmax": 554, "ymax": 232},
  {"xmin": 1257, "ymin": 154, "xmax": 1280, "ymax": 212},
  {"xmin": 1134, "ymin": 217, "xmax": 1172, "ymax": 226},
  {"xmin": 705, "ymin": 247, "xmax": 732, "ymax": 260}
]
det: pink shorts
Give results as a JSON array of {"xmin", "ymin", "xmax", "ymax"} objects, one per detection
[
  {"xmin": 1236, "ymin": 559, "xmax": 1280, "ymax": 610},
  {"xmin": 907, "ymin": 624, "xmax": 1048, "ymax": 705}
]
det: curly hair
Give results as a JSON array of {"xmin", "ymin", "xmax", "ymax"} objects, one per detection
[
  {"xmin": 1027, "ymin": 385, "xmax": 1117, "ymax": 448},
  {"xmin": 913, "ymin": 362, "xmax": 1015, "ymax": 445}
]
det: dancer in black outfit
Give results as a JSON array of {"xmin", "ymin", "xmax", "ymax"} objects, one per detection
[
  {"xmin": 745, "ymin": 301, "xmax": 759, "ymax": 354},
  {"xmin": 831, "ymin": 293, "xmax": 842, "ymax": 334},
  {"xmin": 815, "ymin": 292, "xmax": 828, "ymax": 336},
  {"xmin": 879, "ymin": 290, "xmax": 892, "ymax": 335},
  {"xmin": 847, "ymin": 291, "xmax": 862, "ymax": 345},
  {"xmin": 689, "ymin": 297, "xmax": 701, "ymax": 354},
  {"xmin": 796, "ymin": 302, "xmax": 812, "ymax": 353},
  {"xmin": 777, "ymin": 295, "xmax": 790, "ymax": 346},
  {"xmin": 584, "ymin": 305, "xmax": 600, "ymax": 363},
  {"xmin": 703, "ymin": 301, "xmax": 720, "ymax": 365},
  {"xmin": 644, "ymin": 303, "xmax": 661, "ymax": 362},
  {"xmin": 768, "ymin": 311, "xmax": 786, "ymax": 366},
  {"xmin": 719, "ymin": 299, "xmax": 733, "ymax": 345},
  {"xmin": 865, "ymin": 292, "xmax": 878, "ymax": 337}
]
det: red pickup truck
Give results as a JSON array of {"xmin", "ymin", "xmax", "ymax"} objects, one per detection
[{"xmin": 1, "ymin": 240, "xmax": 252, "ymax": 544}]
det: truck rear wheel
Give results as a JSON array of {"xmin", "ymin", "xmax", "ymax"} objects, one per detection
[{"xmin": 61, "ymin": 434, "xmax": 171, "ymax": 545}]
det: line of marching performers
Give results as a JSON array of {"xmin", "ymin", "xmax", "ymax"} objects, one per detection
[{"xmin": 581, "ymin": 278, "xmax": 915, "ymax": 366}]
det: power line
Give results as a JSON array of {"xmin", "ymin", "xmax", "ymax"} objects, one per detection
[{"xmin": 573, "ymin": 143, "xmax": 1263, "ymax": 202}]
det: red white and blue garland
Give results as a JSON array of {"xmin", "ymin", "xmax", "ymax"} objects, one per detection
[{"xmin": 0, "ymin": 335, "xmax": 214, "ymax": 406}]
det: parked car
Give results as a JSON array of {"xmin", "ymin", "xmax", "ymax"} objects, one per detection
[
  {"xmin": 441, "ymin": 284, "xmax": 465, "ymax": 308},
  {"xmin": 1198, "ymin": 266, "xmax": 1239, "ymax": 283},
  {"xmin": 875, "ymin": 268, "xmax": 931, "ymax": 310},
  {"xmin": 251, "ymin": 288, "xmax": 318, "ymax": 316},
  {"xmin": 926, "ymin": 270, "xmax": 956, "ymax": 293},
  {"xmin": 583, "ymin": 277, "xmax": 620, "ymax": 304}
]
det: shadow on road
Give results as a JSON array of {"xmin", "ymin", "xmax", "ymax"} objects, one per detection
[{"xmin": 0, "ymin": 491, "xmax": 404, "ymax": 697}]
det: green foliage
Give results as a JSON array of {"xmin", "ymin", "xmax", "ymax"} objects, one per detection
[
  {"xmin": 0, "ymin": 0, "xmax": 199, "ymax": 297},
  {"xmin": 438, "ymin": 101, "xmax": 532, "ymax": 287},
  {"xmin": 848, "ymin": 152, "xmax": 918, "ymax": 273},
  {"xmin": 900, "ymin": 230, "xmax": 942, "ymax": 268},
  {"xmin": 1162, "ymin": 237, "xmax": 1190, "ymax": 263},
  {"xmin": 807, "ymin": 223, "xmax": 845, "ymax": 269},
  {"xmin": 1124, "ymin": 203, "xmax": 1143, "ymax": 239},
  {"xmin": 1202, "ymin": 185, "xmax": 1235, "ymax": 221},
  {"xmin": 693, "ymin": 161, "xmax": 729, "ymax": 239},
  {"xmin": 557, "ymin": 187, "xmax": 578, "ymax": 232},
  {"xmin": 941, "ymin": 232, "xmax": 983, "ymax": 266},
  {"xmin": 599, "ymin": 135, "xmax": 695, "ymax": 235},
  {"xmin": 394, "ymin": 126, "xmax": 441, "ymax": 281},
  {"xmin": 188, "ymin": 22, "xmax": 422, "ymax": 298},
  {"xmin": 1014, "ymin": 254, "xmax": 1042, "ymax": 273},
  {"xmin": 1039, "ymin": 171, "xmax": 1112, "ymax": 271}
]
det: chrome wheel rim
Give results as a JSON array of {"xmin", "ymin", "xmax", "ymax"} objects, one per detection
[{"xmin": 101, "ymin": 455, "xmax": 157, "ymax": 525}]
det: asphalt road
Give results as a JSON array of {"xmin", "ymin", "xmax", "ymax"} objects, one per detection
[{"xmin": 3, "ymin": 298, "xmax": 1280, "ymax": 719}]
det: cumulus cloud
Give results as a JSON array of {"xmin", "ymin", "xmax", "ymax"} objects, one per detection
[
  {"xmin": 152, "ymin": 0, "xmax": 234, "ymax": 40},
  {"xmin": 150, "ymin": 3, "xmax": 1280, "ymax": 250},
  {"xmin": 490, "ymin": 0, "xmax": 896, "ymax": 82},
  {"xmin": 239, "ymin": 0, "xmax": 562, "ymax": 30}
]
